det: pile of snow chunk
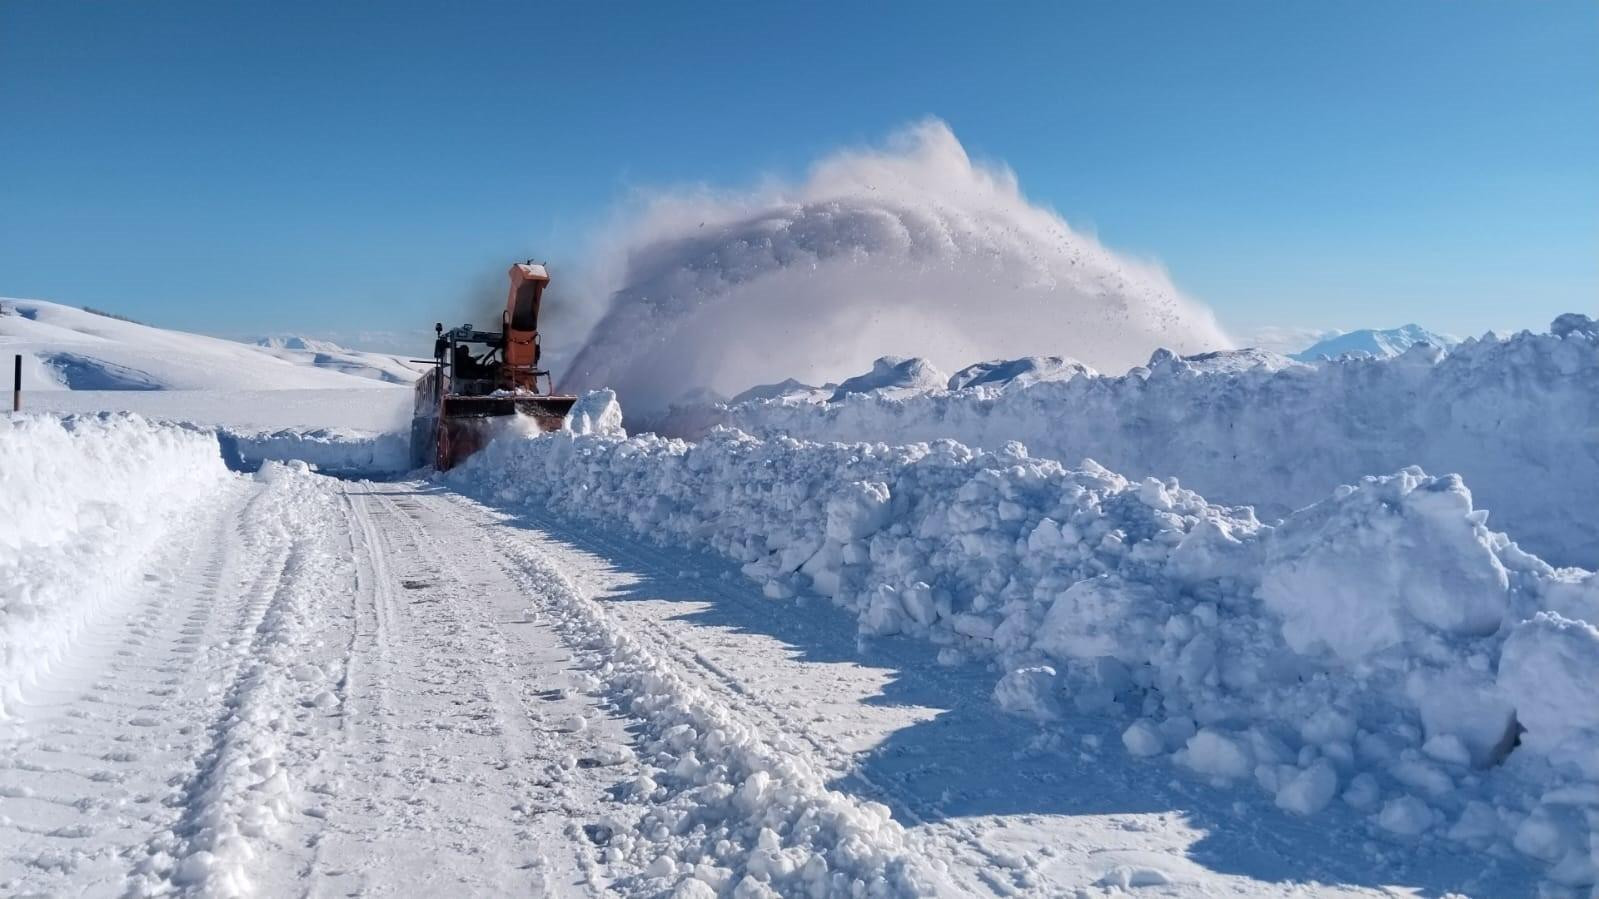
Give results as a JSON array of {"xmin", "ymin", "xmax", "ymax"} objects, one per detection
[
  {"xmin": 449, "ymin": 403, "xmax": 1599, "ymax": 887},
  {"xmin": 0, "ymin": 413, "xmax": 231, "ymax": 712},
  {"xmin": 720, "ymin": 316, "xmax": 1599, "ymax": 567}
]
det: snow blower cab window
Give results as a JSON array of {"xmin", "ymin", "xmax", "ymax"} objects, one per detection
[
  {"xmin": 453, "ymin": 345, "xmax": 479, "ymax": 379},
  {"xmin": 511, "ymin": 281, "xmax": 541, "ymax": 332}
]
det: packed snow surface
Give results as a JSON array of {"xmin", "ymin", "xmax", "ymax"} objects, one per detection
[
  {"xmin": 719, "ymin": 316, "xmax": 1599, "ymax": 566},
  {"xmin": 561, "ymin": 120, "xmax": 1231, "ymax": 416},
  {"xmin": 449, "ymin": 397, "xmax": 1599, "ymax": 890}
]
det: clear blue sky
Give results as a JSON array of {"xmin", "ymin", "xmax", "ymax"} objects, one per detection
[{"xmin": 2, "ymin": 1, "xmax": 1594, "ymax": 351}]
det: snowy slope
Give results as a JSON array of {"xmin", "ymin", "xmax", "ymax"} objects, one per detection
[
  {"xmin": 0, "ymin": 299, "xmax": 408, "ymax": 391},
  {"xmin": 1292, "ymin": 324, "xmax": 1458, "ymax": 361},
  {"xmin": 251, "ymin": 335, "xmax": 426, "ymax": 384}
]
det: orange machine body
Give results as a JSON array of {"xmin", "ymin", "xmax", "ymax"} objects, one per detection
[
  {"xmin": 501, "ymin": 262, "xmax": 548, "ymax": 391},
  {"xmin": 410, "ymin": 261, "xmax": 576, "ymax": 471}
]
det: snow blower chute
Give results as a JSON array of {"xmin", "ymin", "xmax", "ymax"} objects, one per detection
[{"xmin": 411, "ymin": 262, "xmax": 578, "ymax": 470}]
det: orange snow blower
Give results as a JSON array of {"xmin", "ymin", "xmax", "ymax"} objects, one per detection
[{"xmin": 410, "ymin": 262, "xmax": 578, "ymax": 470}]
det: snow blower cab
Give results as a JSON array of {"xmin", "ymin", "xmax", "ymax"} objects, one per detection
[{"xmin": 411, "ymin": 262, "xmax": 578, "ymax": 470}]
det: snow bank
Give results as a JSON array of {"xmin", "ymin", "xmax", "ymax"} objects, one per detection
[
  {"xmin": 448, "ymin": 406, "xmax": 1599, "ymax": 888},
  {"xmin": 0, "ymin": 413, "xmax": 231, "ymax": 712},
  {"xmin": 218, "ymin": 427, "xmax": 410, "ymax": 476},
  {"xmin": 722, "ymin": 317, "xmax": 1599, "ymax": 567}
]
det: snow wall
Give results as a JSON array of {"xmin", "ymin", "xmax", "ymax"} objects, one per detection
[
  {"xmin": 0, "ymin": 413, "xmax": 231, "ymax": 713},
  {"xmin": 721, "ymin": 317, "xmax": 1599, "ymax": 568},
  {"xmin": 218, "ymin": 427, "xmax": 410, "ymax": 477},
  {"xmin": 450, "ymin": 402, "xmax": 1599, "ymax": 887}
]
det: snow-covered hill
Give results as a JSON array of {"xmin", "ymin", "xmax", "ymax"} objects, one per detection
[
  {"xmin": 1292, "ymin": 323, "xmax": 1457, "ymax": 361},
  {"xmin": 251, "ymin": 335, "xmax": 427, "ymax": 384},
  {"xmin": 0, "ymin": 299, "xmax": 418, "ymax": 391}
]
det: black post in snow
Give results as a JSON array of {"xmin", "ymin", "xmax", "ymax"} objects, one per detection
[{"xmin": 12, "ymin": 354, "xmax": 19, "ymax": 412}]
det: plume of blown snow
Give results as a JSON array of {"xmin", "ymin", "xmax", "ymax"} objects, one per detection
[{"xmin": 558, "ymin": 120, "xmax": 1232, "ymax": 418}]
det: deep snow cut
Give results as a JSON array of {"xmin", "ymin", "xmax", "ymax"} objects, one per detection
[
  {"xmin": 720, "ymin": 316, "xmax": 1599, "ymax": 567},
  {"xmin": 560, "ymin": 120, "xmax": 1231, "ymax": 419},
  {"xmin": 446, "ymin": 396, "xmax": 1599, "ymax": 889}
]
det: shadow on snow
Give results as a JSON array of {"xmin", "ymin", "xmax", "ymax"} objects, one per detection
[{"xmin": 416, "ymin": 481, "xmax": 1533, "ymax": 897}]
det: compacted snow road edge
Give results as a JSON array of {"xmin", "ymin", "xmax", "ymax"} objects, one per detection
[{"xmin": 471, "ymin": 495, "xmax": 954, "ymax": 898}]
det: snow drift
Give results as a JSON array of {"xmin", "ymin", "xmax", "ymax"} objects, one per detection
[
  {"xmin": 0, "ymin": 413, "xmax": 232, "ymax": 713},
  {"xmin": 448, "ymin": 402, "xmax": 1599, "ymax": 888},
  {"xmin": 561, "ymin": 120, "xmax": 1231, "ymax": 419},
  {"xmin": 721, "ymin": 316, "xmax": 1599, "ymax": 567}
]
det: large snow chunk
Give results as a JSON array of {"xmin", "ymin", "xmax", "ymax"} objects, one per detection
[
  {"xmin": 992, "ymin": 666, "xmax": 1062, "ymax": 723},
  {"xmin": 1258, "ymin": 469, "xmax": 1510, "ymax": 661},
  {"xmin": 1177, "ymin": 729, "xmax": 1253, "ymax": 782},
  {"xmin": 1122, "ymin": 720, "xmax": 1165, "ymax": 758},
  {"xmin": 1035, "ymin": 577, "xmax": 1162, "ymax": 664},
  {"xmin": 1275, "ymin": 760, "xmax": 1339, "ymax": 816},
  {"xmin": 564, "ymin": 389, "xmax": 626, "ymax": 438},
  {"xmin": 829, "ymin": 356, "xmax": 948, "ymax": 401},
  {"xmin": 824, "ymin": 481, "xmax": 892, "ymax": 543},
  {"xmin": 1499, "ymin": 612, "xmax": 1599, "ymax": 763},
  {"xmin": 1376, "ymin": 796, "xmax": 1436, "ymax": 836},
  {"xmin": 1406, "ymin": 669, "xmax": 1517, "ymax": 768}
]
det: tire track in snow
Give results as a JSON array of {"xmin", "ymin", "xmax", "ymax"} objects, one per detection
[
  {"xmin": 412, "ymin": 491, "xmax": 955, "ymax": 897},
  {"xmin": 145, "ymin": 464, "xmax": 356, "ymax": 895},
  {"xmin": 295, "ymin": 482, "xmax": 644, "ymax": 896},
  {"xmin": 467, "ymin": 499, "xmax": 1018, "ymax": 896},
  {"xmin": 0, "ymin": 478, "xmax": 274, "ymax": 896}
]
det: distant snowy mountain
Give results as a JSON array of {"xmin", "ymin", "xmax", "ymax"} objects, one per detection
[
  {"xmin": 254, "ymin": 335, "xmax": 344, "ymax": 353},
  {"xmin": 947, "ymin": 355, "xmax": 1094, "ymax": 390},
  {"xmin": 1291, "ymin": 324, "xmax": 1457, "ymax": 361},
  {"xmin": 250, "ymin": 334, "xmax": 426, "ymax": 384},
  {"xmin": 0, "ymin": 299, "xmax": 413, "ymax": 391},
  {"xmin": 829, "ymin": 356, "xmax": 948, "ymax": 401},
  {"xmin": 728, "ymin": 378, "xmax": 828, "ymax": 406}
]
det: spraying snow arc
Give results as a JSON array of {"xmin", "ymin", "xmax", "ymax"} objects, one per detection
[{"xmin": 561, "ymin": 120, "xmax": 1231, "ymax": 417}]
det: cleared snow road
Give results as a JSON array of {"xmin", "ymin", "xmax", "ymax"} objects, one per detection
[{"xmin": 0, "ymin": 471, "xmax": 1516, "ymax": 896}]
